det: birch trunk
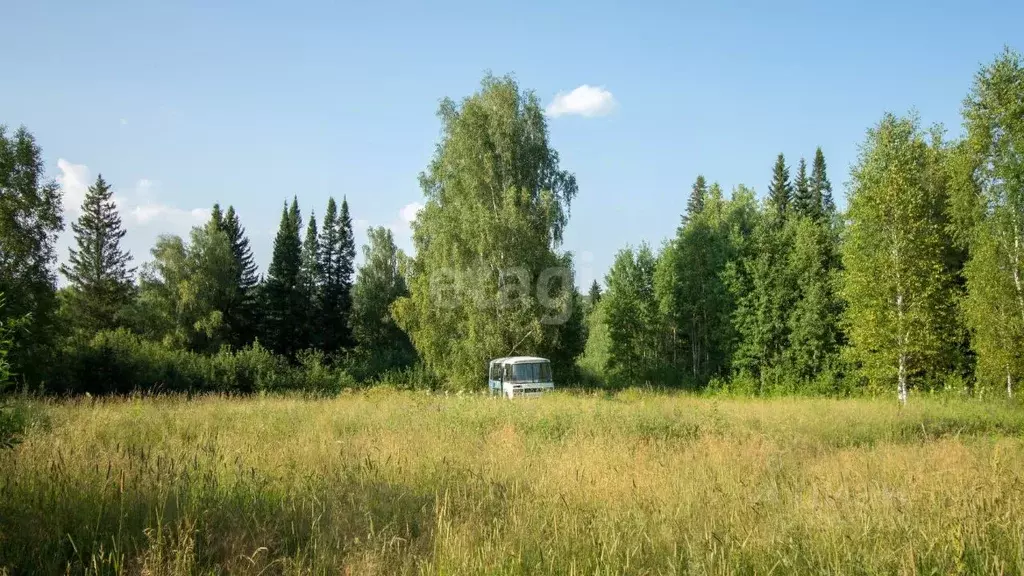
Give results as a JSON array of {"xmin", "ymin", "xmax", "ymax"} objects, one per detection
[
  {"xmin": 896, "ymin": 290, "xmax": 908, "ymax": 406},
  {"xmin": 1008, "ymin": 365, "xmax": 1014, "ymax": 399}
]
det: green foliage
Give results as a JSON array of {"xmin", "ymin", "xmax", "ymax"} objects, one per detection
[
  {"xmin": 51, "ymin": 329, "xmax": 355, "ymax": 395},
  {"xmin": 767, "ymin": 153, "xmax": 792, "ymax": 217},
  {"xmin": 578, "ymin": 298, "xmax": 611, "ymax": 387},
  {"xmin": 317, "ymin": 197, "xmax": 356, "ymax": 354},
  {"xmin": 263, "ymin": 199, "xmax": 304, "ymax": 356},
  {"xmin": 843, "ymin": 113, "xmax": 961, "ymax": 403},
  {"xmin": 659, "ymin": 182, "xmax": 751, "ymax": 388},
  {"xmin": 299, "ymin": 210, "xmax": 322, "ymax": 350},
  {"xmin": 955, "ymin": 47, "xmax": 1024, "ymax": 396},
  {"xmin": 59, "ymin": 175, "xmax": 135, "ymax": 333},
  {"xmin": 810, "ymin": 146, "xmax": 835, "ymax": 218},
  {"xmin": 729, "ymin": 207, "xmax": 796, "ymax": 388},
  {"xmin": 218, "ymin": 206, "xmax": 261, "ymax": 349},
  {"xmin": 0, "ymin": 295, "xmax": 27, "ymax": 448},
  {"xmin": 9, "ymin": 49, "xmax": 1024, "ymax": 402},
  {"xmin": 792, "ymin": 157, "xmax": 819, "ymax": 220},
  {"xmin": 394, "ymin": 74, "xmax": 579, "ymax": 389},
  {"xmin": 136, "ymin": 217, "xmax": 236, "ymax": 352},
  {"xmin": 602, "ymin": 244, "xmax": 661, "ymax": 385},
  {"xmin": 586, "ymin": 279, "xmax": 602, "ymax": 309},
  {"xmin": 0, "ymin": 125, "xmax": 63, "ymax": 383},
  {"xmin": 684, "ymin": 174, "xmax": 707, "ymax": 224},
  {"xmin": 350, "ymin": 227, "xmax": 416, "ymax": 378},
  {"xmin": 785, "ymin": 215, "xmax": 843, "ymax": 381}
]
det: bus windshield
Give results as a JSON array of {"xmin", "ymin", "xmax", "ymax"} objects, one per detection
[{"xmin": 510, "ymin": 362, "xmax": 552, "ymax": 383}]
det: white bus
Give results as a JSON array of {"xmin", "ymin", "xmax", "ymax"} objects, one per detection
[{"xmin": 488, "ymin": 356, "xmax": 554, "ymax": 398}]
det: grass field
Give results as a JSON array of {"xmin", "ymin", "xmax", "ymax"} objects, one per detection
[{"xmin": 2, "ymin": 391, "xmax": 1024, "ymax": 575}]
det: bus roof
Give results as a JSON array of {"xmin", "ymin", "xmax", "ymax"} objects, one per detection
[{"xmin": 489, "ymin": 356, "xmax": 550, "ymax": 365}]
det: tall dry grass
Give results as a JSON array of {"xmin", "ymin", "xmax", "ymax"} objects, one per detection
[{"xmin": 1, "ymin": 391, "xmax": 1023, "ymax": 574}]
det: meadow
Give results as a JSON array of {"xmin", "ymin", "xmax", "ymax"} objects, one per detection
[{"xmin": 1, "ymin": 391, "xmax": 1023, "ymax": 575}]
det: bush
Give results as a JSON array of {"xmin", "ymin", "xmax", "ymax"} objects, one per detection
[
  {"xmin": 369, "ymin": 364, "xmax": 438, "ymax": 390},
  {"xmin": 46, "ymin": 331, "xmax": 359, "ymax": 396}
]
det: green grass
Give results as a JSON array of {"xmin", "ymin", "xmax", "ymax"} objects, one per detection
[{"xmin": 2, "ymin": 390, "xmax": 1023, "ymax": 574}]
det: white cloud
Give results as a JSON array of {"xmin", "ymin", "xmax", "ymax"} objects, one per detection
[
  {"xmin": 546, "ymin": 85, "xmax": 617, "ymax": 118},
  {"xmin": 119, "ymin": 179, "xmax": 208, "ymax": 229},
  {"xmin": 353, "ymin": 218, "xmax": 370, "ymax": 231},
  {"xmin": 57, "ymin": 159, "xmax": 91, "ymax": 215},
  {"xmin": 400, "ymin": 202, "xmax": 424, "ymax": 224}
]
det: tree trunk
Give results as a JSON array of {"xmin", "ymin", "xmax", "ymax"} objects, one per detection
[
  {"xmin": 1012, "ymin": 219, "xmax": 1024, "ymax": 325},
  {"xmin": 898, "ymin": 351, "xmax": 908, "ymax": 406},
  {"xmin": 1008, "ymin": 365, "xmax": 1014, "ymax": 399},
  {"xmin": 896, "ymin": 287, "xmax": 908, "ymax": 407}
]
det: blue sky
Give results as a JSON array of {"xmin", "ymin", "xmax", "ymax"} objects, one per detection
[{"xmin": 3, "ymin": 0, "xmax": 1021, "ymax": 288}]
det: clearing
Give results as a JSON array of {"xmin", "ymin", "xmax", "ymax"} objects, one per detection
[{"xmin": 1, "ymin": 391, "xmax": 1023, "ymax": 574}]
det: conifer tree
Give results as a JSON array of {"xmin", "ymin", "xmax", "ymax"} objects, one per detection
[
  {"xmin": 299, "ymin": 211, "xmax": 321, "ymax": 350},
  {"xmin": 318, "ymin": 197, "xmax": 356, "ymax": 354},
  {"xmin": 337, "ymin": 199, "xmax": 356, "ymax": 348},
  {"xmin": 684, "ymin": 175, "xmax": 707, "ymax": 224},
  {"xmin": 792, "ymin": 157, "xmax": 818, "ymax": 219},
  {"xmin": 729, "ymin": 209, "xmax": 797, "ymax": 390},
  {"xmin": 60, "ymin": 175, "xmax": 135, "ymax": 332},
  {"xmin": 219, "ymin": 206, "xmax": 260, "ymax": 348},
  {"xmin": 263, "ymin": 198, "xmax": 304, "ymax": 356},
  {"xmin": 210, "ymin": 204, "xmax": 224, "ymax": 229},
  {"xmin": 587, "ymin": 279, "xmax": 602, "ymax": 306},
  {"xmin": 810, "ymin": 147, "xmax": 835, "ymax": 219},
  {"xmin": 767, "ymin": 153, "xmax": 792, "ymax": 217},
  {"xmin": 785, "ymin": 217, "xmax": 842, "ymax": 383}
]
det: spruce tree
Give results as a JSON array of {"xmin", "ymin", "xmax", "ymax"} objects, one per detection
[
  {"xmin": 792, "ymin": 157, "xmax": 818, "ymax": 219},
  {"xmin": 210, "ymin": 204, "xmax": 224, "ymax": 229},
  {"xmin": 729, "ymin": 211, "xmax": 797, "ymax": 390},
  {"xmin": 684, "ymin": 175, "xmax": 707, "ymax": 224},
  {"xmin": 767, "ymin": 153, "xmax": 792, "ymax": 217},
  {"xmin": 299, "ymin": 210, "xmax": 321, "ymax": 350},
  {"xmin": 60, "ymin": 175, "xmax": 135, "ymax": 333},
  {"xmin": 336, "ymin": 198, "xmax": 356, "ymax": 348},
  {"xmin": 263, "ymin": 198, "xmax": 304, "ymax": 356},
  {"xmin": 220, "ymin": 206, "xmax": 260, "ymax": 347},
  {"xmin": 222, "ymin": 207, "xmax": 259, "ymax": 289},
  {"xmin": 209, "ymin": 205, "xmax": 261, "ymax": 348},
  {"xmin": 587, "ymin": 279, "xmax": 602, "ymax": 306},
  {"xmin": 785, "ymin": 217, "xmax": 842, "ymax": 383},
  {"xmin": 318, "ymin": 197, "xmax": 355, "ymax": 354},
  {"xmin": 810, "ymin": 147, "xmax": 835, "ymax": 219}
]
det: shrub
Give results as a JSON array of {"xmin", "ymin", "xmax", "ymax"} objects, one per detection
[{"xmin": 47, "ymin": 331, "xmax": 358, "ymax": 396}]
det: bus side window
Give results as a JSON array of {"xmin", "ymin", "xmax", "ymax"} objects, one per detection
[{"xmin": 504, "ymin": 364, "xmax": 512, "ymax": 381}]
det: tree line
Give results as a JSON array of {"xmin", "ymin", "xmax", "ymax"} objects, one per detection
[
  {"xmin": 586, "ymin": 48, "xmax": 1024, "ymax": 403},
  {"xmin": 0, "ymin": 141, "xmax": 416, "ymax": 392},
  {"xmin": 1, "ymin": 48, "xmax": 1022, "ymax": 402}
]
